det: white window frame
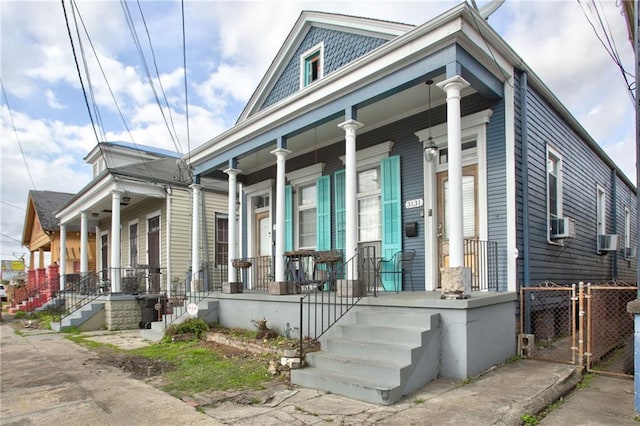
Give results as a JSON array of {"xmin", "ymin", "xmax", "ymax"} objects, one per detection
[
  {"xmin": 546, "ymin": 145, "xmax": 563, "ymax": 244},
  {"xmin": 299, "ymin": 42, "xmax": 324, "ymax": 88},
  {"xmin": 596, "ymin": 184, "xmax": 606, "ymax": 236},
  {"xmin": 624, "ymin": 206, "xmax": 631, "ymax": 250},
  {"xmin": 356, "ymin": 166, "xmax": 382, "ymax": 245},
  {"xmin": 244, "ymin": 180, "xmax": 273, "ymax": 258},
  {"xmin": 146, "ymin": 210, "xmax": 161, "ymax": 267},
  {"xmin": 128, "ymin": 219, "xmax": 139, "ymax": 267},
  {"xmin": 287, "ymin": 164, "xmax": 324, "ymax": 250}
]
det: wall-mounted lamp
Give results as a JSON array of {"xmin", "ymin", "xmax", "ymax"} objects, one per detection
[{"xmin": 423, "ymin": 80, "xmax": 438, "ymax": 163}]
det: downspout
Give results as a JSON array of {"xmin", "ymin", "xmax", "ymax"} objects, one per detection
[
  {"xmin": 611, "ymin": 168, "xmax": 618, "ymax": 279},
  {"xmin": 520, "ymin": 70, "xmax": 532, "ymax": 334},
  {"xmin": 165, "ymin": 186, "xmax": 172, "ymax": 298}
]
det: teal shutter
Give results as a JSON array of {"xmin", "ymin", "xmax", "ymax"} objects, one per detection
[
  {"xmin": 285, "ymin": 185, "xmax": 293, "ymax": 251},
  {"xmin": 381, "ymin": 156, "xmax": 402, "ymax": 290},
  {"xmin": 334, "ymin": 170, "xmax": 345, "ymax": 253},
  {"xmin": 316, "ymin": 175, "xmax": 331, "ymax": 250}
]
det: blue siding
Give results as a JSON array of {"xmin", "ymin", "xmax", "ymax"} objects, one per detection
[
  {"xmin": 260, "ymin": 27, "xmax": 388, "ymax": 110},
  {"xmin": 520, "ymin": 81, "xmax": 636, "ymax": 284}
]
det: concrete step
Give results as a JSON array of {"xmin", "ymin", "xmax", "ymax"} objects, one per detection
[
  {"xmin": 52, "ymin": 302, "xmax": 104, "ymax": 332},
  {"xmin": 354, "ymin": 308, "xmax": 432, "ymax": 327},
  {"xmin": 323, "ymin": 337, "xmax": 414, "ymax": 364},
  {"xmin": 306, "ymin": 351, "xmax": 405, "ymax": 384},
  {"xmin": 291, "ymin": 368, "xmax": 402, "ymax": 405},
  {"xmin": 336, "ymin": 323, "xmax": 426, "ymax": 346}
]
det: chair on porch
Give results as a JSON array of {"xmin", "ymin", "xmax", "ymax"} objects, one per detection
[{"xmin": 378, "ymin": 249, "xmax": 416, "ymax": 293}]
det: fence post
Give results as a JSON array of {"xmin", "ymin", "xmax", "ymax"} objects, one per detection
[
  {"xmin": 578, "ymin": 281, "xmax": 585, "ymax": 368},
  {"xmin": 571, "ymin": 283, "xmax": 577, "ymax": 364}
]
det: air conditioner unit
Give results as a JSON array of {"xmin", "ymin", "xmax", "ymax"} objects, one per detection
[
  {"xmin": 597, "ymin": 234, "xmax": 619, "ymax": 253},
  {"xmin": 550, "ymin": 217, "xmax": 576, "ymax": 239},
  {"xmin": 624, "ymin": 247, "xmax": 637, "ymax": 259}
]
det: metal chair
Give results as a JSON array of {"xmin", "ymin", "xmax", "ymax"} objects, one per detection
[{"xmin": 379, "ymin": 249, "xmax": 416, "ymax": 292}]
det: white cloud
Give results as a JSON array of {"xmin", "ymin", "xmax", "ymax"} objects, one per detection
[{"xmin": 46, "ymin": 90, "xmax": 66, "ymax": 110}]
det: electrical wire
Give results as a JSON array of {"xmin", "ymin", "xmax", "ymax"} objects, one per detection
[
  {"xmin": 120, "ymin": 0, "xmax": 183, "ymax": 155},
  {"xmin": 0, "ymin": 200, "xmax": 26, "ymax": 211},
  {"xmin": 1, "ymin": 80, "xmax": 38, "ymax": 190},
  {"xmin": 182, "ymin": 0, "xmax": 191, "ymax": 164}
]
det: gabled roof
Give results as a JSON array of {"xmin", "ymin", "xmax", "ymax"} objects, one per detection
[
  {"xmin": 237, "ymin": 10, "xmax": 413, "ymax": 122},
  {"xmin": 22, "ymin": 190, "xmax": 78, "ymax": 245},
  {"xmin": 83, "ymin": 140, "xmax": 181, "ymax": 164}
]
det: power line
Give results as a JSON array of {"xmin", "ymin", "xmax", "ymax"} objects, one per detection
[
  {"xmin": 182, "ymin": 0, "xmax": 191, "ymax": 163},
  {"xmin": 1, "ymin": 80, "xmax": 38, "ymax": 190},
  {"xmin": 0, "ymin": 233, "xmax": 23, "ymax": 245},
  {"xmin": 0, "ymin": 200, "xmax": 25, "ymax": 211}
]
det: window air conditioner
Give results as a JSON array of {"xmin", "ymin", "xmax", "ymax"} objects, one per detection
[
  {"xmin": 597, "ymin": 234, "xmax": 619, "ymax": 253},
  {"xmin": 624, "ymin": 247, "xmax": 637, "ymax": 259},
  {"xmin": 550, "ymin": 217, "xmax": 576, "ymax": 239}
]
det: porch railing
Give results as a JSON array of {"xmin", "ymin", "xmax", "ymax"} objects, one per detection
[
  {"xmin": 232, "ymin": 256, "xmax": 273, "ymax": 292},
  {"xmin": 463, "ymin": 239, "xmax": 499, "ymax": 291},
  {"xmin": 52, "ymin": 272, "xmax": 104, "ymax": 324},
  {"xmin": 299, "ymin": 251, "xmax": 363, "ymax": 358},
  {"xmin": 11, "ymin": 275, "xmax": 59, "ymax": 312}
]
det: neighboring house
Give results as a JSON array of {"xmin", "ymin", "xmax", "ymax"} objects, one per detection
[
  {"xmin": 184, "ymin": 4, "xmax": 637, "ymax": 404},
  {"xmin": 53, "ymin": 141, "xmax": 228, "ymax": 331},
  {"xmin": 10, "ymin": 190, "xmax": 96, "ymax": 312}
]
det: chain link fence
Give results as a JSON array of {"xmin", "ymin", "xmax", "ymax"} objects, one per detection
[{"xmin": 520, "ymin": 280, "xmax": 636, "ymax": 377}]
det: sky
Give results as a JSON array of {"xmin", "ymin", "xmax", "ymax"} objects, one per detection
[{"xmin": 0, "ymin": 0, "xmax": 636, "ymax": 264}]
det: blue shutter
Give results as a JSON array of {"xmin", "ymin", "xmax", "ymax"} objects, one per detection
[
  {"xmin": 381, "ymin": 156, "xmax": 402, "ymax": 290},
  {"xmin": 285, "ymin": 185, "xmax": 293, "ymax": 251},
  {"xmin": 316, "ymin": 175, "xmax": 331, "ymax": 250},
  {"xmin": 334, "ymin": 170, "xmax": 345, "ymax": 253}
]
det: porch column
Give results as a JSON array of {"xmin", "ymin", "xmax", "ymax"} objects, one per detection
[
  {"xmin": 80, "ymin": 210, "xmax": 89, "ymax": 276},
  {"xmin": 190, "ymin": 183, "xmax": 201, "ymax": 292},
  {"xmin": 224, "ymin": 167, "xmax": 241, "ymax": 284},
  {"xmin": 110, "ymin": 191, "xmax": 122, "ymax": 293},
  {"xmin": 59, "ymin": 223, "xmax": 67, "ymax": 290},
  {"xmin": 437, "ymin": 75, "xmax": 470, "ymax": 298},
  {"xmin": 338, "ymin": 119, "xmax": 364, "ymax": 279},
  {"xmin": 271, "ymin": 147, "xmax": 292, "ymax": 283}
]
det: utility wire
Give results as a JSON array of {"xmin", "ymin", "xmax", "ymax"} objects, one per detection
[
  {"xmin": 60, "ymin": 0, "xmax": 102, "ymax": 146},
  {"xmin": 72, "ymin": 0, "xmax": 155, "ymax": 180},
  {"xmin": 136, "ymin": 0, "xmax": 183, "ymax": 154},
  {"xmin": 0, "ymin": 200, "xmax": 26, "ymax": 211},
  {"xmin": 120, "ymin": 0, "xmax": 183, "ymax": 155},
  {"xmin": 182, "ymin": 0, "xmax": 191, "ymax": 163},
  {"xmin": 0, "ymin": 232, "xmax": 23, "ymax": 245},
  {"xmin": 1, "ymin": 80, "xmax": 37, "ymax": 190}
]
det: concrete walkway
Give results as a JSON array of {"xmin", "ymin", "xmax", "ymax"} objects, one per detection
[{"xmin": 1, "ymin": 318, "xmax": 637, "ymax": 425}]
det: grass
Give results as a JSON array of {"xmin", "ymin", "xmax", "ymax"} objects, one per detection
[
  {"xmin": 520, "ymin": 398, "xmax": 564, "ymax": 425},
  {"xmin": 130, "ymin": 341, "xmax": 272, "ymax": 398},
  {"xmin": 576, "ymin": 373, "xmax": 594, "ymax": 389}
]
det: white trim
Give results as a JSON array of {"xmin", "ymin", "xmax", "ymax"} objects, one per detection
[
  {"xmin": 339, "ymin": 141, "xmax": 394, "ymax": 168},
  {"xmin": 546, "ymin": 144, "xmax": 564, "ymax": 245},
  {"xmin": 146, "ymin": 212, "xmax": 161, "ymax": 269},
  {"xmin": 286, "ymin": 163, "xmax": 324, "ymax": 186},
  {"xmin": 596, "ymin": 184, "xmax": 606, "ymax": 235},
  {"xmin": 243, "ymin": 179, "xmax": 273, "ymax": 195},
  {"xmin": 300, "ymin": 42, "xmax": 325, "ymax": 88},
  {"xmin": 146, "ymin": 210, "xmax": 162, "ymax": 220},
  {"xmin": 421, "ymin": 110, "xmax": 492, "ymax": 291},
  {"xmin": 244, "ymin": 181, "xmax": 274, "ymax": 258},
  {"xmin": 127, "ymin": 219, "xmax": 139, "ymax": 267},
  {"xmin": 625, "ymin": 206, "xmax": 631, "ymax": 250},
  {"xmin": 99, "ymin": 229, "xmax": 109, "ymax": 273},
  {"xmin": 504, "ymin": 80, "xmax": 517, "ymax": 292}
]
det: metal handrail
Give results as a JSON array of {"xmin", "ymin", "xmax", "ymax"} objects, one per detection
[
  {"xmin": 299, "ymin": 251, "xmax": 364, "ymax": 359},
  {"xmin": 53, "ymin": 272, "xmax": 104, "ymax": 324}
]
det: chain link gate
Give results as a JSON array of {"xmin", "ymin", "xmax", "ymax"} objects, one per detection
[{"xmin": 520, "ymin": 280, "xmax": 636, "ymax": 377}]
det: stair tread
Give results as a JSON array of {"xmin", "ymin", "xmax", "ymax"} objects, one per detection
[
  {"xmin": 328, "ymin": 336, "xmax": 415, "ymax": 350},
  {"xmin": 309, "ymin": 351, "xmax": 407, "ymax": 369},
  {"xmin": 294, "ymin": 367, "xmax": 399, "ymax": 389},
  {"xmin": 343, "ymin": 323, "xmax": 427, "ymax": 331}
]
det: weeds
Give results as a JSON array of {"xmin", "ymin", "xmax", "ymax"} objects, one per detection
[{"xmin": 577, "ymin": 373, "xmax": 594, "ymax": 390}]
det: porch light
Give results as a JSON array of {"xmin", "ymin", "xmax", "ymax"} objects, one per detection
[{"xmin": 423, "ymin": 79, "xmax": 438, "ymax": 163}]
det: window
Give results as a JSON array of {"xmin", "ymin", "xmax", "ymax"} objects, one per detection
[
  {"xmin": 215, "ymin": 214, "xmax": 228, "ymax": 266},
  {"xmin": 357, "ymin": 167, "xmax": 381, "ymax": 243},
  {"xmin": 298, "ymin": 185, "xmax": 316, "ymax": 249},
  {"xmin": 596, "ymin": 185, "xmax": 606, "ymax": 235},
  {"xmin": 625, "ymin": 207, "xmax": 631, "ymax": 249},
  {"xmin": 129, "ymin": 222, "xmax": 138, "ymax": 266},
  {"xmin": 300, "ymin": 43, "xmax": 324, "ymax": 87},
  {"xmin": 547, "ymin": 146, "xmax": 563, "ymax": 240}
]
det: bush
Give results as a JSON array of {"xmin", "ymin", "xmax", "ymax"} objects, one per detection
[{"xmin": 165, "ymin": 318, "xmax": 209, "ymax": 340}]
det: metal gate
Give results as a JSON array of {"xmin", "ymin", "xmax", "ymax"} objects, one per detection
[{"xmin": 520, "ymin": 280, "xmax": 636, "ymax": 377}]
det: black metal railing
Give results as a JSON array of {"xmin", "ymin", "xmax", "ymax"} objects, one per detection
[
  {"xmin": 463, "ymin": 239, "xmax": 499, "ymax": 291},
  {"xmin": 52, "ymin": 272, "xmax": 105, "ymax": 324},
  {"xmin": 299, "ymin": 251, "xmax": 363, "ymax": 359},
  {"xmin": 232, "ymin": 256, "xmax": 273, "ymax": 292}
]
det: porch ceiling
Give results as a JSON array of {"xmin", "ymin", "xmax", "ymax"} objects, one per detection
[{"xmin": 208, "ymin": 73, "xmax": 477, "ymax": 176}]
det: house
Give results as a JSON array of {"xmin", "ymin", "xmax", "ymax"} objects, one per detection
[
  {"xmin": 9, "ymin": 190, "xmax": 96, "ymax": 313},
  {"xmin": 184, "ymin": 3, "xmax": 636, "ymax": 404},
  {"xmin": 52, "ymin": 141, "xmax": 228, "ymax": 331}
]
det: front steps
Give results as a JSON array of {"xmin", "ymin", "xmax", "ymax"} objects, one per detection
[
  {"xmin": 140, "ymin": 299, "xmax": 220, "ymax": 342},
  {"xmin": 51, "ymin": 302, "xmax": 105, "ymax": 332},
  {"xmin": 291, "ymin": 307, "xmax": 440, "ymax": 405}
]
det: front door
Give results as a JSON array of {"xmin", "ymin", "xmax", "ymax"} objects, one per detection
[
  {"xmin": 101, "ymin": 234, "xmax": 108, "ymax": 280},
  {"xmin": 436, "ymin": 164, "xmax": 478, "ymax": 286},
  {"xmin": 254, "ymin": 211, "xmax": 271, "ymax": 288},
  {"xmin": 148, "ymin": 216, "xmax": 160, "ymax": 292}
]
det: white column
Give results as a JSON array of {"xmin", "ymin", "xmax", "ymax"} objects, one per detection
[
  {"xmin": 110, "ymin": 191, "xmax": 122, "ymax": 292},
  {"xmin": 59, "ymin": 223, "xmax": 67, "ymax": 290},
  {"xmin": 80, "ymin": 211, "xmax": 89, "ymax": 276},
  {"xmin": 190, "ymin": 183, "xmax": 201, "ymax": 292},
  {"xmin": 437, "ymin": 76, "xmax": 469, "ymax": 268},
  {"xmin": 271, "ymin": 148, "xmax": 292, "ymax": 282},
  {"xmin": 166, "ymin": 191, "xmax": 172, "ymax": 297},
  {"xmin": 338, "ymin": 119, "xmax": 364, "ymax": 279},
  {"xmin": 224, "ymin": 168, "xmax": 241, "ymax": 283}
]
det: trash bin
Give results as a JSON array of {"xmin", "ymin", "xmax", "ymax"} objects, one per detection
[{"xmin": 137, "ymin": 296, "xmax": 157, "ymax": 329}]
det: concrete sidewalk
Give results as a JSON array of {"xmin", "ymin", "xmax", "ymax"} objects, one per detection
[{"xmin": 1, "ymin": 318, "xmax": 637, "ymax": 425}]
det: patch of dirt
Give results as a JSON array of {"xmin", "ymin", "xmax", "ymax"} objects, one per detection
[{"xmin": 92, "ymin": 349, "xmax": 176, "ymax": 378}]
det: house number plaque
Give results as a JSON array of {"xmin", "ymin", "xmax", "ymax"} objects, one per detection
[{"xmin": 405, "ymin": 198, "xmax": 423, "ymax": 209}]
